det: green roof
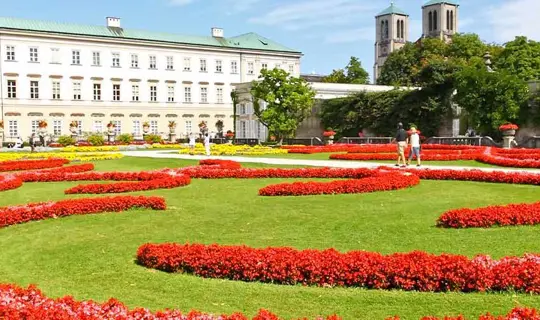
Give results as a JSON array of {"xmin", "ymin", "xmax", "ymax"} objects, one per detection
[
  {"xmin": 376, "ymin": 3, "xmax": 408, "ymax": 17},
  {"xmin": 423, "ymin": 0, "xmax": 459, "ymax": 7},
  {"xmin": 0, "ymin": 16, "xmax": 301, "ymax": 54}
]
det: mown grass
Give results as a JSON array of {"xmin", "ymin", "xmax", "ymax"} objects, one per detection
[{"xmin": 0, "ymin": 157, "xmax": 539, "ymax": 319}]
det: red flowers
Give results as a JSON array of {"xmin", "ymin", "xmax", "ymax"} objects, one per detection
[
  {"xmin": 0, "ymin": 158, "xmax": 69, "ymax": 172},
  {"xmin": 499, "ymin": 123, "xmax": 519, "ymax": 131},
  {"xmin": 137, "ymin": 243, "xmax": 540, "ymax": 294},
  {"xmin": 323, "ymin": 131, "xmax": 336, "ymax": 137},
  {"xmin": 259, "ymin": 171, "xmax": 419, "ymax": 196},
  {"xmin": 388, "ymin": 307, "xmax": 539, "ymax": 320},
  {"xmin": 438, "ymin": 202, "xmax": 540, "ymax": 228},
  {"xmin": 0, "ymin": 284, "xmax": 341, "ymax": 319},
  {"xmin": 0, "ymin": 196, "xmax": 165, "ymax": 228},
  {"xmin": 199, "ymin": 159, "xmax": 243, "ymax": 169}
]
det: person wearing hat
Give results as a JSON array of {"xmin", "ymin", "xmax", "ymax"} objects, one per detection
[
  {"xmin": 407, "ymin": 127, "xmax": 421, "ymax": 167},
  {"xmin": 391, "ymin": 122, "xmax": 408, "ymax": 167}
]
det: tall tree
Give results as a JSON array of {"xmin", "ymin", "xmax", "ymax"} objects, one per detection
[
  {"xmin": 495, "ymin": 36, "xmax": 540, "ymax": 81},
  {"xmin": 376, "ymin": 42, "xmax": 420, "ymax": 86},
  {"xmin": 323, "ymin": 56, "xmax": 370, "ymax": 84},
  {"xmin": 251, "ymin": 68, "xmax": 316, "ymax": 144}
]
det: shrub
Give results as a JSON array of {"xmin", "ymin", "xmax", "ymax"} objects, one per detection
[
  {"xmin": 57, "ymin": 135, "xmax": 76, "ymax": 146},
  {"xmin": 116, "ymin": 133, "xmax": 133, "ymax": 145},
  {"xmin": 87, "ymin": 133, "xmax": 105, "ymax": 146},
  {"xmin": 144, "ymin": 134, "xmax": 162, "ymax": 144}
]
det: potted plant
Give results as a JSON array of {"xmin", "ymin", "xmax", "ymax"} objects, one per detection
[
  {"xmin": 215, "ymin": 120, "xmax": 224, "ymax": 137},
  {"xmin": 69, "ymin": 121, "xmax": 78, "ymax": 134},
  {"xmin": 38, "ymin": 120, "xmax": 48, "ymax": 135},
  {"xmin": 107, "ymin": 121, "xmax": 116, "ymax": 134},
  {"xmin": 499, "ymin": 123, "xmax": 519, "ymax": 136},
  {"xmin": 225, "ymin": 130, "xmax": 234, "ymax": 143},
  {"xmin": 323, "ymin": 128, "xmax": 336, "ymax": 145},
  {"xmin": 0, "ymin": 120, "xmax": 3, "ymax": 134},
  {"xmin": 142, "ymin": 121, "xmax": 150, "ymax": 134},
  {"xmin": 168, "ymin": 121, "xmax": 176, "ymax": 133},
  {"xmin": 199, "ymin": 121, "xmax": 208, "ymax": 134}
]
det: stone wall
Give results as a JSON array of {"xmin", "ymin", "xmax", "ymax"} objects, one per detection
[{"xmin": 295, "ymin": 100, "xmax": 325, "ymax": 138}]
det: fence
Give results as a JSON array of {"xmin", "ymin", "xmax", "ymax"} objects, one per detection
[{"xmin": 337, "ymin": 137, "xmax": 394, "ymax": 144}]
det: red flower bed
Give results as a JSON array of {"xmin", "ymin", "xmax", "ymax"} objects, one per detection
[
  {"xmin": 387, "ymin": 307, "xmax": 539, "ymax": 320},
  {"xmin": 0, "ymin": 284, "xmax": 341, "ymax": 320},
  {"xmin": 330, "ymin": 153, "xmax": 479, "ymax": 161},
  {"xmin": 476, "ymin": 154, "xmax": 540, "ymax": 168},
  {"xmin": 438, "ymin": 202, "xmax": 540, "ymax": 228},
  {"xmin": 259, "ymin": 171, "xmax": 419, "ymax": 196},
  {"xmin": 0, "ymin": 175, "xmax": 22, "ymax": 192},
  {"xmin": 199, "ymin": 159, "xmax": 242, "ymax": 169},
  {"xmin": 0, "ymin": 158, "xmax": 69, "ymax": 172},
  {"xmin": 0, "ymin": 195, "xmax": 165, "ymax": 228},
  {"xmin": 137, "ymin": 243, "xmax": 540, "ymax": 294}
]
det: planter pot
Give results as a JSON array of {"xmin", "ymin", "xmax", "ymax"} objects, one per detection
[
  {"xmin": 107, "ymin": 128, "xmax": 115, "ymax": 135},
  {"xmin": 501, "ymin": 129, "xmax": 516, "ymax": 136},
  {"xmin": 143, "ymin": 127, "xmax": 150, "ymax": 134},
  {"xmin": 38, "ymin": 128, "xmax": 47, "ymax": 136},
  {"xmin": 69, "ymin": 127, "xmax": 77, "ymax": 134},
  {"xmin": 169, "ymin": 127, "xmax": 176, "ymax": 134},
  {"xmin": 328, "ymin": 135, "xmax": 334, "ymax": 140}
]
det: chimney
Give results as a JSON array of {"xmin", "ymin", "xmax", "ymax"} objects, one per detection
[
  {"xmin": 211, "ymin": 27, "xmax": 224, "ymax": 38},
  {"xmin": 106, "ymin": 17, "xmax": 121, "ymax": 28}
]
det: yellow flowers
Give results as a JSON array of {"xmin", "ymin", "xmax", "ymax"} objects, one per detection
[
  {"xmin": 178, "ymin": 144, "xmax": 288, "ymax": 156},
  {"xmin": 0, "ymin": 152, "xmax": 123, "ymax": 162},
  {"xmin": 62, "ymin": 146, "xmax": 120, "ymax": 152}
]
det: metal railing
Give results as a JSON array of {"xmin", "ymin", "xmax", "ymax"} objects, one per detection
[
  {"xmin": 283, "ymin": 137, "xmax": 324, "ymax": 146},
  {"xmin": 424, "ymin": 136, "xmax": 501, "ymax": 147},
  {"xmin": 517, "ymin": 136, "xmax": 540, "ymax": 149},
  {"xmin": 337, "ymin": 137, "xmax": 394, "ymax": 144}
]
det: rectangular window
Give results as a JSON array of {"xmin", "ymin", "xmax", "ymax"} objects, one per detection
[
  {"xmin": 200, "ymin": 59, "xmax": 207, "ymax": 72},
  {"xmin": 93, "ymin": 83, "xmax": 101, "ymax": 101},
  {"xmin": 8, "ymin": 120, "xmax": 18, "ymax": 137},
  {"xmin": 150, "ymin": 85, "xmax": 157, "ymax": 102},
  {"xmin": 113, "ymin": 120, "xmax": 122, "ymax": 135},
  {"xmin": 29, "ymin": 47, "xmax": 38, "ymax": 62},
  {"xmin": 149, "ymin": 55, "xmax": 156, "ymax": 69},
  {"xmin": 261, "ymin": 63, "xmax": 268, "ymax": 70},
  {"xmin": 72, "ymin": 50, "xmax": 80, "ymax": 65},
  {"xmin": 132, "ymin": 120, "xmax": 141, "ymax": 136},
  {"xmin": 166, "ymin": 56, "xmax": 174, "ymax": 70},
  {"xmin": 231, "ymin": 61, "xmax": 238, "ymax": 74},
  {"xmin": 75, "ymin": 120, "xmax": 82, "ymax": 135},
  {"xmin": 289, "ymin": 64, "xmax": 294, "ymax": 74},
  {"xmin": 52, "ymin": 81, "xmax": 61, "ymax": 100},
  {"xmin": 30, "ymin": 80, "xmax": 39, "ymax": 99},
  {"xmin": 113, "ymin": 84, "xmax": 121, "ymax": 101},
  {"xmin": 132, "ymin": 84, "xmax": 139, "ymax": 101},
  {"xmin": 92, "ymin": 51, "xmax": 101, "ymax": 66},
  {"xmin": 31, "ymin": 120, "xmax": 39, "ymax": 134},
  {"xmin": 200, "ymin": 87, "xmax": 208, "ymax": 103},
  {"xmin": 51, "ymin": 48, "xmax": 60, "ymax": 64},
  {"xmin": 183, "ymin": 57, "xmax": 191, "ymax": 71},
  {"xmin": 248, "ymin": 62, "xmax": 254, "ymax": 74},
  {"xmin": 131, "ymin": 54, "xmax": 138, "ymax": 68},
  {"xmin": 93, "ymin": 120, "xmax": 103, "ymax": 133},
  {"xmin": 240, "ymin": 121, "xmax": 246, "ymax": 138},
  {"xmin": 7, "ymin": 80, "xmax": 16, "ymax": 98},
  {"xmin": 275, "ymin": 63, "xmax": 281, "ymax": 69},
  {"xmin": 215, "ymin": 60, "xmax": 222, "ymax": 72},
  {"xmin": 239, "ymin": 103, "xmax": 246, "ymax": 115},
  {"xmin": 150, "ymin": 120, "xmax": 158, "ymax": 134},
  {"xmin": 184, "ymin": 87, "xmax": 191, "ymax": 103},
  {"xmin": 73, "ymin": 82, "xmax": 81, "ymax": 100},
  {"xmin": 112, "ymin": 52, "xmax": 120, "ymax": 67},
  {"xmin": 53, "ymin": 120, "xmax": 62, "ymax": 136},
  {"xmin": 167, "ymin": 86, "xmax": 175, "ymax": 102},
  {"xmin": 216, "ymin": 87, "xmax": 223, "ymax": 103},
  {"xmin": 185, "ymin": 120, "xmax": 192, "ymax": 133},
  {"xmin": 6, "ymin": 46, "xmax": 15, "ymax": 61}
]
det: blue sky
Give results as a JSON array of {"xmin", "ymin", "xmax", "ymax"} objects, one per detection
[{"xmin": 1, "ymin": 0, "xmax": 539, "ymax": 81}]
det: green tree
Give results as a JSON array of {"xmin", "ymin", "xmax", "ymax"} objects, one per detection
[
  {"xmin": 376, "ymin": 42, "xmax": 420, "ymax": 86},
  {"xmin": 251, "ymin": 68, "xmax": 316, "ymax": 144},
  {"xmin": 495, "ymin": 36, "xmax": 540, "ymax": 81},
  {"xmin": 454, "ymin": 65, "xmax": 530, "ymax": 135},
  {"xmin": 324, "ymin": 56, "xmax": 370, "ymax": 84}
]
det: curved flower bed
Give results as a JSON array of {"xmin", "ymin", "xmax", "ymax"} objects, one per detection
[
  {"xmin": 137, "ymin": 243, "xmax": 540, "ymax": 294},
  {"xmin": 387, "ymin": 307, "xmax": 539, "ymax": 320},
  {"xmin": 0, "ymin": 152, "xmax": 123, "ymax": 162},
  {"xmin": 0, "ymin": 284, "xmax": 341, "ymax": 319},
  {"xmin": 0, "ymin": 196, "xmax": 166, "ymax": 228},
  {"xmin": 476, "ymin": 153, "xmax": 540, "ymax": 168},
  {"xmin": 438, "ymin": 202, "xmax": 540, "ymax": 228},
  {"xmin": 259, "ymin": 171, "xmax": 419, "ymax": 196},
  {"xmin": 330, "ymin": 153, "xmax": 479, "ymax": 161},
  {"xmin": 0, "ymin": 158, "xmax": 69, "ymax": 172}
]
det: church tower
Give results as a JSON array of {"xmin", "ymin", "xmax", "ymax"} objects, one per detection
[
  {"xmin": 422, "ymin": 0, "xmax": 459, "ymax": 42},
  {"xmin": 374, "ymin": 2, "xmax": 409, "ymax": 83}
]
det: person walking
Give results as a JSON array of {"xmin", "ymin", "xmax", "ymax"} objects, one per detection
[
  {"xmin": 29, "ymin": 133, "xmax": 36, "ymax": 153},
  {"xmin": 203, "ymin": 133, "xmax": 211, "ymax": 156},
  {"xmin": 391, "ymin": 122, "xmax": 408, "ymax": 167},
  {"xmin": 407, "ymin": 127, "xmax": 421, "ymax": 167},
  {"xmin": 188, "ymin": 133, "xmax": 196, "ymax": 155}
]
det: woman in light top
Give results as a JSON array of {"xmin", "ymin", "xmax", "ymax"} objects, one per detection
[
  {"xmin": 407, "ymin": 127, "xmax": 421, "ymax": 167},
  {"xmin": 203, "ymin": 133, "xmax": 211, "ymax": 156},
  {"xmin": 188, "ymin": 133, "xmax": 196, "ymax": 155}
]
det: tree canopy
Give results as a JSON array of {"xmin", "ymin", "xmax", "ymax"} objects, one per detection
[
  {"xmin": 251, "ymin": 68, "xmax": 315, "ymax": 143},
  {"xmin": 323, "ymin": 56, "xmax": 370, "ymax": 84}
]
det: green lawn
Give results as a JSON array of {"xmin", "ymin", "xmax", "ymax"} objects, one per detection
[{"xmin": 0, "ymin": 157, "xmax": 539, "ymax": 319}]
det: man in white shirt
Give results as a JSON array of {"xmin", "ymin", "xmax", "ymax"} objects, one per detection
[
  {"xmin": 407, "ymin": 127, "xmax": 421, "ymax": 167},
  {"xmin": 203, "ymin": 133, "xmax": 211, "ymax": 156}
]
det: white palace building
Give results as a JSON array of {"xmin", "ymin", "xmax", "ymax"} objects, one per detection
[{"xmin": 0, "ymin": 16, "xmax": 301, "ymax": 141}]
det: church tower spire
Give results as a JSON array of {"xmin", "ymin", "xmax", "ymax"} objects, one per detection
[
  {"xmin": 373, "ymin": 1, "xmax": 409, "ymax": 83},
  {"xmin": 422, "ymin": 0, "xmax": 459, "ymax": 42}
]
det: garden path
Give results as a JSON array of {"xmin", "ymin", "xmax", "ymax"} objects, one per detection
[{"xmin": 121, "ymin": 151, "xmax": 540, "ymax": 174}]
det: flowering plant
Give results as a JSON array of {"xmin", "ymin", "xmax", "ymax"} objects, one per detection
[
  {"xmin": 38, "ymin": 120, "xmax": 47, "ymax": 128},
  {"xmin": 198, "ymin": 121, "xmax": 207, "ymax": 128},
  {"xmin": 323, "ymin": 130, "xmax": 336, "ymax": 137},
  {"xmin": 107, "ymin": 121, "xmax": 116, "ymax": 128},
  {"xmin": 499, "ymin": 123, "xmax": 519, "ymax": 131},
  {"xmin": 69, "ymin": 121, "xmax": 78, "ymax": 128},
  {"xmin": 142, "ymin": 121, "xmax": 150, "ymax": 127},
  {"xmin": 168, "ymin": 121, "xmax": 176, "ymax": 128},
  {"xmin": 225, "ymin": 130, "xmax": 234, "ymax": 138}
]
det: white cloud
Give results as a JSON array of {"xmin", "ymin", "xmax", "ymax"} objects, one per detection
[
  {"xmin": 248, "ymin": 0, "xmax": 377, "ymax": 30},
  {"xmin": 486, "ymin": 0, "xmax": 540, "ymax": 42}
]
